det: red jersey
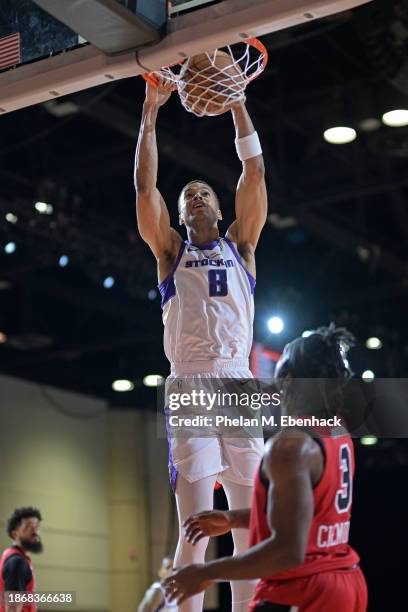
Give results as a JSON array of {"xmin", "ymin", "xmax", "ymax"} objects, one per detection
[
  {"xmin": 0, "ymin": 546, "xmax": 36, "ymax": 612},
  {"xmin": 249, "ymin": 430, "xmax": 360, "ymax": 581}
]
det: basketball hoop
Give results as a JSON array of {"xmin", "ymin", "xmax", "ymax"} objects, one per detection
[{"xmin": 142, "ymin": 38, "xmax": 268, "ymax": 117}]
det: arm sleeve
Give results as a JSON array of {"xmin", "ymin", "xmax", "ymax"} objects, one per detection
[{"xmin": 3, "ymin": 555, "xmax": 31, "ymax": 591}]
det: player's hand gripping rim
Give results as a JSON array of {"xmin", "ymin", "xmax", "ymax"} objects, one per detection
[{"xmin": 144, "ymin": 72, "xmax": 177, "ymax": 108}]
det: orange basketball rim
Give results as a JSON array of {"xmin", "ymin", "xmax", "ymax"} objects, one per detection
[{"xmin": 142, "ymin": 37, "xmax": 269, "ymax": 90}]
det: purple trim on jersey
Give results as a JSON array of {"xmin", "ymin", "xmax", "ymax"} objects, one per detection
[
  {"xmin": 187, "ymin": 239, "xmax": 219, "ymax": 251},
  {"xmin": 224, "ymin": 237, "xmax": 256, "ymax": 294},
  {"xmin": 165, "ymin": 406, "xmax": 178, "ymax": 494},
  {"xmin": 158, "ymin": 241, "xmax": 186, "ymax": 307}
]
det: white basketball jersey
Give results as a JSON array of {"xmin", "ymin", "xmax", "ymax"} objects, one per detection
[{"xmin": 159, "ymin": 237, "xmax": 255, "ymax": 365}]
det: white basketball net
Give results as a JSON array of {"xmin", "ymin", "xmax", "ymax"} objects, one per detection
[{"xmin": 145, "ymin": 39, "xmax": 267, "ymax": 117}]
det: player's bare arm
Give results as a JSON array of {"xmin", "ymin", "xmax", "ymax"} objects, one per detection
[
  {"xmin": 5, "ymin": 602, "xmax": 24, "ymax": 612},
  {"xmin": 226, "ymin": 102, "xmax": 267, "ymax": 277},
  {"xmin": 134, "ymin": 78, "xmax": 182, "ymax": 282},
  {"xmin": 163, "ymin": 431, "xmax": 322, "ymax": 605},
  {"xmin": 183, "ymin": 508, "xmax": 251, "ymax": 545}
]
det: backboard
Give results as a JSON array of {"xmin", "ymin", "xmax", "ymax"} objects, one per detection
[{"xmin": 0, "ymin": 0, "xmax": 373, "ymax": 114}]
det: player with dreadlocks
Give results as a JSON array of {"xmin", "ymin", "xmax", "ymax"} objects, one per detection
[{"xmin": 163, "ymin": 324, "xmax": 368, "ymax": 611}]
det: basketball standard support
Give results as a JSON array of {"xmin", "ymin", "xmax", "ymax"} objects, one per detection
[
  {"xmin": 0, "ymin": 0, "xmax": 372, "ymax": 114},
  {"xmin": 32, "ymin": 0, "xmax": 166, "ymax": 54}
]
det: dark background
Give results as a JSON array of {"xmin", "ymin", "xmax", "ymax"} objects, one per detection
[{"xmin": 1, "ymin": 1, "xmax": 408, "ymax": 610}]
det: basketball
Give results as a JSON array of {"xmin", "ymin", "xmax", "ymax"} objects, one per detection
[{"xmin": 178, "ymin": 50, "xmax": 246, "ymax": 117}]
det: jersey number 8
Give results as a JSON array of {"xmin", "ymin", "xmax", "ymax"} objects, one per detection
[{"xmin": 208, "ymin": 270, "xmax": 228, "ymax": 296}]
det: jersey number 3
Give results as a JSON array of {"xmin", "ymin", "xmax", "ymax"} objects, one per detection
[
  {"xmin": 335, "ymin": 444, "xmax": 352, "ymax": 514},
  {"xmin": 208, "ymin": 270, "xmax": 228, "ymax": 297}
]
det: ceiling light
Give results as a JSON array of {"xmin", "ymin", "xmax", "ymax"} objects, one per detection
[
  {"xmin": 143, "ymin": 374, "xmax": 165, "ymax": 387},
  {"xmin": 356, "ymin": 245, "xmax": 370, "ymax": 262},
  {"xmin": 267, "ymin": 214, "xmax": 298, "ymax": 229},
  {"xmin": 112, "ymin": 379, "xmax": 134, "ymax": 392},
  {"xmin": 365, "ymin": 337, "xmax": 382, "ymax": 350},
  {"xmin": 362, "ymin": 370, "xmax": 375, "ymax": 381},
  {"xmin": 323, "ymin": 126, "xmax": 357, "ymax": 144},
  {"xmin": 34, "ymin": 201, "xmax": 53, "ymax": 214},
  {"xmin": 147, "ymin": 289, "xmax": 157, "ymax": 300},
  {"xmin": 358, "ymin": 117, "xmax": 381, "ymax": 132},
  {"xmin": 43, "ymin": 99, "xmax": 80, "ymax": 117},
  {"xmin": 4, "ymin": 242, "xmax": 16, "ymax": 254},
  {"xmin": 267, "ymin": 316, "xmax": 284, "ymax": 334},
  {"xmin": 382, "ymin": 109, "xmax": 408, "ymax": 127},
  {"xmin": 360, "ymin": 435, "xmax": 378, "ymax": 446},
  {"xmin": 103, "ymin": 276, "xmax": 115, "ymax": 289},
  {"xmin": 5, "ymin": 213, "xmax": 18, "ymax": 223},
  {"xmin": 59, "ymin": 255, "xmax": 69, "ymax": 268}
]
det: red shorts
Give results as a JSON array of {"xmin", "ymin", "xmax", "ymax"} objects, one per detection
[{"xmin": 249, "ymin": 567, "xmax": 368, "ymax": 612}]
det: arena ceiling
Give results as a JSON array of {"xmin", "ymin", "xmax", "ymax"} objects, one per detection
[{"xmin": 0, "ymin": 0, "xmax": 407, "ymax": 404}]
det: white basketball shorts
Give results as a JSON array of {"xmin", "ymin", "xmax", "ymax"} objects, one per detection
[{"xmin": 165, "ymin": 358, "xmax": 264, "ymax": 492}]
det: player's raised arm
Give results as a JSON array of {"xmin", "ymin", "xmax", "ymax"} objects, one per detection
[
  {"xmin": 134, "ymin": 79, "xmax": 181, "ymax": 263},
  {"xmin": 226, "ymin": 102, "xmax": 267, "ymax": 255}
]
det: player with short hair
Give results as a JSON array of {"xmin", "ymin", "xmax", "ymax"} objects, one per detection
[
  {"xmin": 163, "ymin": 325, "xmax": 368, "ymax": 612},
  {"xmin": 134, "ymin": 77, "xmax": 267, "ymax": 612},
  {"xmin": 0, "ymin": 507, "xmax": 43, "ymax": 612}
]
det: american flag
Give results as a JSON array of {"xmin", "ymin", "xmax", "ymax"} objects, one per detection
[{"xmin": 0, "ymin": 32, "xmax": 21, "ymax": 70}]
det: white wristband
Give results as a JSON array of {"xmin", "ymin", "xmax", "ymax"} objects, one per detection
[{"xmin": 235, "ymin": 131, "xmax": 262, "ymax": 161}]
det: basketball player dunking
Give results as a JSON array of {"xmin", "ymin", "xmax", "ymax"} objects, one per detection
[
  {"xmin": 135, "ymin": 77, "xmax": 267, "ymax": 612},
  {"xmin": 163, "ymin": 325, "xmax": 368, "ymax": 612}
]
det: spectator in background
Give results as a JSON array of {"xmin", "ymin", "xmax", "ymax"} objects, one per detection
[
  {"xmin": 0, "ymin": 507, "xmax": 43, "ymax": 612},
  {"xmin": 138, "ymin": 557, "xmax": 176, "ymax": 612}
]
